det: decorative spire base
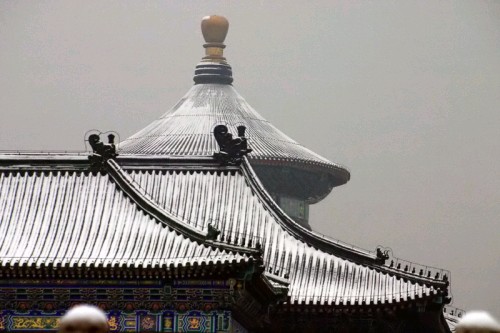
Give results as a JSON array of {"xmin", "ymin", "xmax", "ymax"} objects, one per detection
[
  {"xmin": 194, "ymin": 62, "xmax": 233, "ymax": 84},
  {"xmin": 193, "ymin": 15, "xmax": 233, "ymax": 85}
]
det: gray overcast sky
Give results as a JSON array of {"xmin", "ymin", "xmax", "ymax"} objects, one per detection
[{"xmin": 1, "ymin": 0, "xmax": 499, "ymax": 316}]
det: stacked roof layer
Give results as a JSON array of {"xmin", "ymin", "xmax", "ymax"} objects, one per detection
[
  {"xmin": 124, "ymin": 158, "xmax": 447, "ymax": 305},
  {"xmin": 119, "ymin": 84, "xmax": 350, "ymax": 184},
  {"xmin": 0, "ymin": 166, "xmax": 250, "ymax": 269},
  {"xmin": 0, "ymin": 155, "xmax": 448, "ymax": 306}
]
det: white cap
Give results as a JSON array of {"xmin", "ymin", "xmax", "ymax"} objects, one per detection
[
  {"xmin": 60, "ymin": 304, "xmax": 108, "ymax": 325},
  {"xmin": 457, "ymin": 311, "xmax": 500, "ymax": 331}
]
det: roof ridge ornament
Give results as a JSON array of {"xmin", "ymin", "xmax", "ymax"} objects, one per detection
[
  {"xmin": 213, "ymin": 124, "xmax": 252, "ymax": 165},
  {"xmin": 376, "ymin": 246, "xmax": 390, "ymax": 262},
  {"xmin": 87, "ymin": 132, "xmax": 118, "ymax": 171},
  {"xmin": 193, "ymin": 15, "xmax": 233, "ymax": 85},
  {"xmin": 206, "ymin": 223, "xmax": 221, "ymax": 241}
]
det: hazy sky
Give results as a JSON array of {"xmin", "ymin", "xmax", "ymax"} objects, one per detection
[{"xmin": 1, "ymin": 1, "xmax": 499, "ymax": 317}]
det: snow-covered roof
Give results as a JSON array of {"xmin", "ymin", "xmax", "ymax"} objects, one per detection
[
  {"xmin": 120, "ymin": 155, "xmax": 450, "ymax": 306},
  {"xmin": 0, "ymin": 156, "xmax": 254, "ymax": 273}
]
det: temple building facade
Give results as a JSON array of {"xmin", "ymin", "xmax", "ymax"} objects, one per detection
[{"xmin": 0, "ymin": 15, "xmax": 460, "ymax": 332}]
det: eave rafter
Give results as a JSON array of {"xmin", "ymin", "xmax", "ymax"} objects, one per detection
[{"xmin": 0, "ymin": 257, "xmax": 256, "ymax": 280}]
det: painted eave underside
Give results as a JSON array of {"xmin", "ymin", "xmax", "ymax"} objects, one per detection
[
  {"xmin": 0, "ymin": 153, "xmax": 450, "ymax": 306},
  {"xmin": 117, "ymin": 84, "xmax": 350, "ymax": 184},
  {"xmin": 0, "ymin": 157, "xmax": 252, "ymax": 270}
]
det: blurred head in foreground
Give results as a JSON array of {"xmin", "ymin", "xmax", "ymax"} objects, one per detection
[
  {"xmin": 58, "ymin": 305, "xmax": 108, "ymax": 333},
  {"xmin": 456, "ymin": 311, "xmax": 500, "ymax": 333}
]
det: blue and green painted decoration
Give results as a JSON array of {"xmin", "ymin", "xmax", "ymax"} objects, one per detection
[{"xmin": 0, "ymin": 310, "xmax": 247, "ymax": 332}]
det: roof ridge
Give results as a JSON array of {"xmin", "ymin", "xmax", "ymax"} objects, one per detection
[
  {"xmin": 0, "ymin": 168, "xmax": 252, "ymax": 271},
  {"xmin": 106, "ymin": 159, "xmax": 261, "ymax": 256},
  {"xmin": 239, "ymin": 157, "xmax": 450, "ymax": 288},
  {"xmin": 239, "ymin": 157, "xmax": 378, "ymax": 262}
]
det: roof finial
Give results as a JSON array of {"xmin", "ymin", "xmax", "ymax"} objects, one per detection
[
  {"xmin": 194, "ymin": 15, "xmax": 233, "ymax": 85},
  {"xmin": 201, "ymin": 15, "xmax": 228, "ymax": 62},
  {"xmin": 202, "ymin": 15, "xmax": 228, "ymax": 43}
]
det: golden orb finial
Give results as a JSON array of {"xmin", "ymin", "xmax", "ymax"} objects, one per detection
[
  {"xmin": 200, "ymin": 15, "xmax": 229, "ymax": 63},
  {"xmin": 194, "ymin": 15, "xmax": 233, "ymax": 84},
  {"xmin": 201, "ymin": 15, "xmax": 229, "ymax": 44}
]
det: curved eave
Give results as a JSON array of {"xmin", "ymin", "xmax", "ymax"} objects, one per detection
[
  {"xmin": 250, "ymin": 156, "xmax": 350, "ymax": 203},
  {"xmin": 282, "ymin": 288, "xmax": 445, "ymax": 308},
  {"xmin": 116, "ymin": 154, "xmax": 350, "ymax": 203},
  {"xmin": 107, "ymin": 159, "xmax": 263, "ymax": 256},
  {"xmin": 0, "ymin": 257, "xmax": 255, "ymax": 278},
  {"xmin": 0, "ymin": 153, "xmax": 260, "ymax": 258},
  {"xmin": 113, "ymin": 153, "xmax": 376, "ymax": 264},
  {"xmin": 241, "ymin": 156, "xmax": 451, "ymax": 290},
  {"xmin": 119, "ymin": 154, "xmax": 351, "ymax": 182},
  {"xmin": 0, "ymin": 153, "xmax": 450, "ymax": 294},
  {"xmin": 249, "ymin": 156, "xmax": 350, "ymax": 182},
  {"xmin": 115, "ymin": 154, "xmax": 449, "ymax": 289},
  {"xmin": 240, "ymin": 156, "xmax": 379, "ymax": 263},
  {"xmin": 118, "ymin": 84, "xmax": 349, "ymax": 194}
]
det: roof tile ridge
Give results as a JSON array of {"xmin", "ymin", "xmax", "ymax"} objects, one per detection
[
  {"xmin": 0, "ymin": 151, "xmax": 89, "ymax": 157},
  {"xmin": 250, "ymin": 156, "xmax": 349, "ymax": 172},
  {"xmin": 0, "ymin": 256, "xmax": 256, "ymax": 277},
  {"xmin": 379, "ymin": 252, "xmax": 451, "ymax": 288},
  {"xmin": 105, "ymin": 159, "xmax": 260, "ymax": 257},
  {"xmin": 239, "ymin": 157, "xmax": 378, "ymax": 261},
  {"xmin": 0, "ymin": 152, "xmax": 90, "ymax": 164},
  {"xmin": 240, "ymin": 158, "xmax": 452, "ymax": 289},
  {"xmin": 159, "ymin": 114, "xmax": 270, "ymax": 122}
]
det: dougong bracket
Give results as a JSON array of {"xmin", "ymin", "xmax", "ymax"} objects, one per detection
[
  {"xmin": 213, "ymin": 125, "xmax": 252, "ymax": 165},
  {"xmin": 88, "ymin": 133, "xmax": 118, "ymax": 171}
]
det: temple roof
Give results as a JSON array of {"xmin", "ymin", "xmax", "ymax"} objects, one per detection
[
  {"xmin": 119, "ymin": 16, "xmax": 350, "ymax": 201},
  {"xmin": 120, "ymin": 155, "xmax": 450, "ymax": 306},
  {"xmin": 119, "ymin": 84, "xmax": 347, "ymax": 176},
  {"xmin": 0, "ymin": 153, "xmax": 450, "ymax": 306},
  {"xmin": 0, "ymin": 15, "xmax": 453, "ymax": 318},
  {"xmin": 0, "ymin": 157, "xmax": 254, "ymax": 271}
]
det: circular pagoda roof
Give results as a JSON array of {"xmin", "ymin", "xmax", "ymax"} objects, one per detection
[
  {"xmin": 119, "ymin": 84, "xmax": 349, "ymax": 183},
  {"xmin": 118, "ymin": 15, "xmax": 350, "ymax": 199}
]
